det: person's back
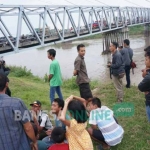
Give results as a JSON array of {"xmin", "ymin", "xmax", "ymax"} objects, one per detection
[
  {"xmin": 0, "ymin": 96, "xmax": 31, "ymax": 150},
  {"xmin": 120, "ymin": 39, "xmax": 133, "ymax": 88},
  {"xmin": 66, "ymin": 118, "xmax": 93, "ymax": 150},
  {"xmin": 50, "ymin": 59, "xmax": 62, "ymax": 86},
  {"xmin": 89, "ymin": 106, "xmax": 124, "ymax": 146},
  {"xmin": 88, "ymin": 98, "xmax": 124, "ymax": 147},
  {"xmin": 59, "ymin": 97, "xmax": 93, "ymax": 150},
  {"xmin": 120, "ymin": 47, "xmax": 133, "ymax": 66}
]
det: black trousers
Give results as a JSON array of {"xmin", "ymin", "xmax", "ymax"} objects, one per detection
[
  {"xmin": 125, "ymin": 65, "xmax": 131, "ymax": 87},
  {"xmin": 39, "ymin": 130, "xmax": 47, "ymax": 140},
  {"xmin": 79, "ymin": 83, "xmax": 93, "ymax": 100}
]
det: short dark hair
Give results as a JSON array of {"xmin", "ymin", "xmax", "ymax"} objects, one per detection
[
  {"xmin": 124, "ymin": 39, "xmax": 130, "ymax": 46},
  {"xmin": 91, "ymin": 97, "xmax": 101, "ymax": 108},
  {"xmin": 47, "ymin": 49, "xmax": 56, "ymax": 57},
  {"xmin": 51, "ymin": 127, "xmax": 66, "ymax": 143},
  {"xmin": 68, "ymin": 100, "xmax": 88, "ymax": 123},
  {"xmin": 77, "ymin": 44, "xmax": 85, "ymax": 51},
  {"xmin": 111, "ymin": 42, "xmax": 118, "ymax": 49},
  {"xmin": 0, "ymin": 73, "xmax": 7, "ymax": 91},
  {"xmin": 144, "ymin": 46, "xmax": 150, "ymax": 52},
  {"xmin": 118, "ymin": 46, "xmax": 123, "ymax": 49},
  {"xmin": 145, "ymin": 47, "xmax": 150, "ymax": 58},
  {"xmin": 53, "ymin": 98, "xmax": 64, "ymax": 110}
]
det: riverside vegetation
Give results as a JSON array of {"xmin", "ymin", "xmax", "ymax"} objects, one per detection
[
  {"xmin": 79, "ymin": 25, "xmax": 144, "ymax": 40},
  {"xmin": 8, "ymin": 66, "xmax": 150, "ymax": 150}
]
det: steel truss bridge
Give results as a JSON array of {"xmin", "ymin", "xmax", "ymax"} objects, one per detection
[{"xmin": 0, "ymin": 5, "xmax": 150, "ymax": 54}]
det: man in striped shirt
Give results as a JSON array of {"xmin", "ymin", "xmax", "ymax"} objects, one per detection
[{"xmin": 87, "ymin": 97, "xmax": 124, "ymax": 149}]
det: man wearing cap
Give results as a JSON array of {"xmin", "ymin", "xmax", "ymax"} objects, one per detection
[{"xmin": 30, "ymin": 100, "xmax": 53, "ymax": 140}]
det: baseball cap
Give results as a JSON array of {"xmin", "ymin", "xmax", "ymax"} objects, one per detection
[{"xmin": 30, "ymin": 100, "xmax": 41, "ymax": 107}]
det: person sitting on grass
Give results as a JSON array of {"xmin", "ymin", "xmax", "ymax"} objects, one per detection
[
  {"xmin": 32, "ymin": 123, "xmax": 47, "ymax": 150},
  {"xmin": 87, "ymin": 97, "xmax": 124, "ymax": 149},
  {"xmin": 59, "ymin": 95, "xmax": 93, "ymax": 150},
  {"xmin": 30, "ymin": 100, "xmax": 53, "ymax": 140},
  {"xmin": 48, "ymin": 127, "xmax": 69, "ymax": 150},
  {"xmin": 42, "ymin": 98, "xmax": 69, "ymax": 148}
]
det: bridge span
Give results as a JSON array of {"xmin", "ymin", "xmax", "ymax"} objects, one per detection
[{"xmin": 0, "ymin": 5, "xmax": 150, "ymax": 55}]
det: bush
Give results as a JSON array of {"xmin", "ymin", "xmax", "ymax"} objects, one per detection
[
  {"xmin": 8, "ymin": 66, "xmax": 33, "ymax": 77},
  {"xmin": 62, "ymin": 77, "xmax": 99, "ymax": 90},
  {"xmin": 62, "ymin": 77, "xmax": 78, "ymax": 89}
]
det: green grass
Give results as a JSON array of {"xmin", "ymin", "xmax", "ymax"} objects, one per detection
[
  {"xmin": 8, "ymin": 66, "xmax": 150, "ymax": 150},
  {"xmin": 129, "ymin": 25, "xmax": 144, "ymax": 35},
  {"xmin": 79, "ymin": 25, "xmax": 144, "ymax": 40}
]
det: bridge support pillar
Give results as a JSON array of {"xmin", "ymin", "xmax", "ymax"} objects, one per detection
[
  {"xmin": 144, "ymin": 24, "xmax": 150, "ymax": 47},
  {"xmin": 102, "ymin": 27, "xmax": 129, "ymax": 54},
  {"xmin": 144, "ymin": 24, "xmax": 150, "ymax": 37}
]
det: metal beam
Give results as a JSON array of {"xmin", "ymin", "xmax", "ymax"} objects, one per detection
[
  {"xmin": 0, "ymin": 24, "xmax": 15, "ymax": 50},
  {"xmin": 0, "ymin": 17, "xmax": 12, "ymax": 36},
  {"xmin": 66, "ymin": 10, "xmax": 77, "ymax": 35},
  {"xmin": 42, "ymin": 7, "xmax": 47, "ymax": 45},
  {"xmin": 47, "ymin": 9, "xmax": 62, "ymax": 40},
  {"xmin": 15, "ymin": 6, "xmax": 23, "ymax": 52},
  {"xmin": 23, "ymin": 11, "xmax": 42, "ymax": 44}
]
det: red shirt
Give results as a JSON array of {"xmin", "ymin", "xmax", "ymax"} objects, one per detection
[{"xmin": 48, "ymin": 143, "xmax": 69, "ymax": 150}]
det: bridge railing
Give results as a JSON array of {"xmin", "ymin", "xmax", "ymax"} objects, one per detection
[{"xmin": 0, "ymin": 5, "xmax": 150, "ymax": 54}]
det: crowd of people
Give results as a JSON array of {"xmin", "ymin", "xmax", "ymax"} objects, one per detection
[{"xmin": 0, "ymin": 39, "xmax": 150, "ymax": 150}]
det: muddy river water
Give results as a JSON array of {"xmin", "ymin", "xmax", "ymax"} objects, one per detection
[{"xmin": 4, "ymin": 36, "xmax": 150, "ymax": 86}]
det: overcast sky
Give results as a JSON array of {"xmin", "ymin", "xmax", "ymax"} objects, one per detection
[{"xmin": 0, "ymin": 0, "xmax": 150, "ymax": 7}]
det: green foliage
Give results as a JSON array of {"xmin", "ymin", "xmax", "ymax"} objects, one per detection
[
  {"xmin": 79, "ymin": 26, "xmax": 144, "ymax": 40},
  {"xmin": 62, "ymin": 77, "xmax": 78, "ymax": 89},
  {"xmin": 9, "ymin": 66, "xmax": 33, "ymax": 77},
  {"xmin": 129, "ymin": 25, "xmax": 144, "ymax": 35},
  {"xmin": 7, "ymin": 66, "xmax": 150, "ymax": 150}
]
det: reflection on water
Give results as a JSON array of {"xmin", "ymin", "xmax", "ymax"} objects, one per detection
[{"xmin": 4, "ymin": 36, "xmax": 150, "ymax": 86}]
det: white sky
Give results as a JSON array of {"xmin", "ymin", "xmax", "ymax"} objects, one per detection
[{"xmin": 0, "ymin": 0, "xmax": 150, "ymax": 7}]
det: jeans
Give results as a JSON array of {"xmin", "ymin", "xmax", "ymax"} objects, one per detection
[
  {"xmin": 125, "ymin": 65, "xmax": 131, "ymax": 87},
  {"xmin": 42, "ymin": 136, "xmax": 68, "ymax": 148},
  {"xmin": 146, "ymin": 106, "xmax": 150, "ymax": 122},
  {"xmin": 42, "ymin": 136, "xmax": 54, "ymax": 148},
  {"xmin": 50, "ymin": 86, "xmax": 63, "ymax": 104}
]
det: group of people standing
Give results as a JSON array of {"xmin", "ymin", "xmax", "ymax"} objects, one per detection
[
  {"xmin": 47, "ymin": 39, "xmax": 133, "ymax": 105},
  {"xmin": 108, "ymin": 39, "xmax": 133, "ymax": 102},
  {"xmin": 47, "ymin": 44, "xmax": 93, "ymax": 104}
]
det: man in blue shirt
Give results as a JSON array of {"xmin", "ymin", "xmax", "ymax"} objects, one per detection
[{"xmin": 0, "ymin": 73, "xmax": 37, "ymax": 150}]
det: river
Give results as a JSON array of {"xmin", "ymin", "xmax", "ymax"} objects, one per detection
[{"xmin": 4, "ymin": 35, "xmax": 150, "ymax": 86}]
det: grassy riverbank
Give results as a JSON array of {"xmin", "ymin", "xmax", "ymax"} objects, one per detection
[
  {"xmin": 8, "ymin": 66, "xmax": 149, "ymax": 150},
  {"xmin": 80, "ymin": 25, "xmax": 144, "ymax": 40}
]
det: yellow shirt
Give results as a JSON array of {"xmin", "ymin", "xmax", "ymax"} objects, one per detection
[{"xmin": 66, "ymin": 119, "xmax": 93, "ymax": 150}]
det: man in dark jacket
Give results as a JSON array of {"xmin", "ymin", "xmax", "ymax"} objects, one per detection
[
  {"xmin": 138, "ymin": 47, "xmax": 150, "ymax": 122},
  {"xmin": 0, "ymin": 60, "xmax": 11, "ymax": 96},
  {"xmin": 108, "ymin": 42, "xmax": 125, "ymax": 102},
  {"xmin": 120, "ymin": 39, "xmax": 133, "ymax": 88}
]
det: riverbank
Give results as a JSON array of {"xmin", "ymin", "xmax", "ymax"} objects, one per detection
[
  {"xmin": 8, "ymin": 66, "xmax": 149, "ymax": 150},
  {"xmin": 79, "ymin": 25, "xmax": 144, "ymax": 40}
]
